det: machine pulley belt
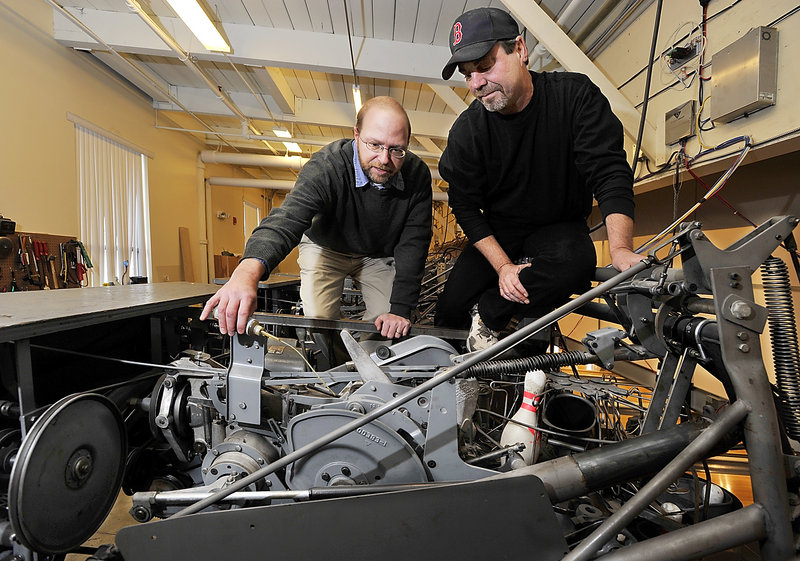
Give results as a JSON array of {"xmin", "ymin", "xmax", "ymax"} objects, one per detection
[{"xmin": 173, "ymin": 258, "xmax": 654, "ymax": 517}]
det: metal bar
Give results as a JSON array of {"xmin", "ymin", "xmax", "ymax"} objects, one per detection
[
  {"xmin": 14, "ymin": 339, "xmax": 35, "ymax": 435},
  {"xmin": 563, "ymin": 399, "xmax": 749, "ymax": 561},
  {"xmin": 28, "ymin": 344, "xmax": 223, "ymax": 376},
  {"xmin": 658, "ymin": 349, "xmax": 696, "ymax": 429},
  {"xmin": 251, "ymin": 312, "xmax": 468, "ymax": 340},
  {"xmin": 173, "ymin": 259, "xmax": 653, "ymax": 517},
  {"xmin": 139, "ymin": 481, "xmax": 447, "ymax": 505},
  {"xmin": 339, "ymin": 330, "xmax": 392, "ymax": 384},
  {"xmin": 509, "ymin": 418, "xmax": 720, "ymax": 503},
  {"xmin": 137, "ymin": 490, "xmax": 307, "ymax": 504},
  {"xmin": 640, "ymin": 352, "xmax": 678, "ymax": 433},
  {"xmin": 598, "ymin": 504, "xmax": 766, "ymax": 561},
  {"xmin": 710, "ymin": 266, "xmax": 794, "ymax": 560}
]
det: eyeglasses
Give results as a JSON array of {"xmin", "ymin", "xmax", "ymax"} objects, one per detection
[{"xmin": 359, "ymin": 137, "xmax": 407, "ymax": 159}]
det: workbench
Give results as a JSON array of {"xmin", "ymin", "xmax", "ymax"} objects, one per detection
[{"xmin": 0, "ymin": 282, "xmax": 218, "ymax": 428}]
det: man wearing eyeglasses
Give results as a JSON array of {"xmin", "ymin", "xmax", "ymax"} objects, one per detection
[
  {"xmin": 202, "ymin": 97, "xmax": 432, "ymax": 340},
  {"xmin": 434, "ymin": 7, "xmax": 642, "ymax": 351}
]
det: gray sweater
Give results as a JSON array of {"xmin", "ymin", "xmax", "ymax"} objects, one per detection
[{"xmin": 243, "ymin": 139, "xmax": 432, "ymax": 317}]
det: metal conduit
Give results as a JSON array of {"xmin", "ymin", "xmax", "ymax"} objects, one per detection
[{"xmin": 125, "ymin": 0, "xmax": 262, "ymax": 136}]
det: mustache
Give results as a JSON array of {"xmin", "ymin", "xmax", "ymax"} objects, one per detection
[{"xmin": 476, "ymin": 83, "xmax": 502, "ymax": 97}]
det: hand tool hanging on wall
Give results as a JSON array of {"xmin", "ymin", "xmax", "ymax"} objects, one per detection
[
  {"xmin": 20, "ymin": 236, "xmax": 40, "ymax": 287},
  {"xmin": 34, "ymin": 240, "xmax": 50, "ymax": 289},
  {"xmin": 48, "ymin": 255, "xmax": 60, "ymax": 289}
]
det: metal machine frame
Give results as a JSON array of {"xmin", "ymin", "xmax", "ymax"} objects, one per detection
[{"xmin": 4, "ymin": 217, "xmax": 800, "ymax": 560}]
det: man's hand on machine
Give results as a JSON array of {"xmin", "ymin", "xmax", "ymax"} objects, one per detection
[
  {"xmin": 200, "ymin": 258, "xmax": 265, "ymax": 335},
  {"xmin": 375, "ymin": 313, "xmax": 411, "ymax": 339},
  {"xmin": 610, "ymin": 248, "xmax": 645, "ymax": 272},
  {"xmin": 498, "ymin": 262, "xmax": 531, "ymax": 304}
]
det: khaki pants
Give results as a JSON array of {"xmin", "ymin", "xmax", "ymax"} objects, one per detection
[{"xmin": 297, "ymin": 235, "xmax": 395, "ymax": 322}]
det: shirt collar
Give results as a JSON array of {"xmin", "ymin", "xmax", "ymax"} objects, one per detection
[{"xmin": 352, "ymin": 140, "xmax": 405, "ymax": 191}]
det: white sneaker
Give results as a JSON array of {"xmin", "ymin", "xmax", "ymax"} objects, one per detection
[{"xmin": 467, "ymin": 304, "xmax": 499, "ymax": 352}]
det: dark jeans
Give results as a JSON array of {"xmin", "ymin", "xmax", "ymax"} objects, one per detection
[{"xmin": 434, "ymin": 221, "xmax": 597, "ymax": 332}]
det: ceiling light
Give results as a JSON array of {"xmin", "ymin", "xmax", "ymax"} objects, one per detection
[
  {"xmin": 352, "ymin": 85, "xmax": 362, "ymax": 113},
  {"xmin": 165, "ymin": 0, "xmax": 231, "ymax": 53},
  {"xmin": 272, "ymin": 127, "xmax": 301, "ymax": 153}
]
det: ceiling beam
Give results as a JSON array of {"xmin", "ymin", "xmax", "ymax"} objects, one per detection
[
  {"xmin": 428, "ymin": 84, "xmax": 469, "ymax": 114},
  {"xmin": 501, "ymin": 0, "xmax": 658, "ymax": 162},
  {"xmin": 53, "ymin": 7, "xmax": 463, "ymax": 86},
  {"xmin": 91, "ymin": 51, "xmax": 172, "ymax": 103},
  {"xmin": 293, "ymin": 99, "xmax": 456, "ymax": 139},
  {"xmin": 259, "ymin": 67, "xmax": 296, "ymax": 116},
  {"xmin": 415, "ymin": 137, "xmax": 443, "ymax": 155},
  {"xmin": 156, "ymin": 79, "xmax": 470, "ymax": 139}
]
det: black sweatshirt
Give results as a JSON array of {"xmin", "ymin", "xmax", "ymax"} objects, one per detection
[
  {"xmin": 439, "ymin": 71, "xmax": 634, "ymax": 243},
  {"xmin": 242, "ymin": 139, "xmax": 432, "ymax": 318}
]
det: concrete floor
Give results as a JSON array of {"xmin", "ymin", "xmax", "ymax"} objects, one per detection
[{"xmin": 65, "ymin": 492, "xmax": 133, "ymax": 561}]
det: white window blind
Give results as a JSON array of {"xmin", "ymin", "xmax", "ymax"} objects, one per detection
[{"xmin": 75, "ymin": 124, "xmax": 152, "ymax": 287}]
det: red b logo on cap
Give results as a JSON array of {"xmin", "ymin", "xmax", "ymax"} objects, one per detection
[{"xmin": 452, "ymin": 22, "xmax": 462, "ymax": 45}]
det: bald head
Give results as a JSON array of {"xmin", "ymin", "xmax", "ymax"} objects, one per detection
[{"xmin": 355, "ymin": 96, "xmax": 411, "ymax": 142}]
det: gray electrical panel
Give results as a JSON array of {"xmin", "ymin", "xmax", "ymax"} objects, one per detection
[
  {"xmin": 665, "ymin": 100, "xmax": 695, "ymax": 145},
  {"xmin": 710, "ymin": 26, "xmax": 778, "ymax": 123}
]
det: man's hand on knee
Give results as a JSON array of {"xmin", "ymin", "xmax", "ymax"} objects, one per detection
[
  {"xmin": 498, "ymin": 262, "xmax": 531, "ymax": 304},
  {"xmin": 374, "ymin": 313, "xmax": 411, "ymax": 339}
]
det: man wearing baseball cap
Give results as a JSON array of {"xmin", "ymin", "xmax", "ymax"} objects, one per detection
[{"xmin": 435, "ymin": 7, "xmax": 641, "ymax": 351}]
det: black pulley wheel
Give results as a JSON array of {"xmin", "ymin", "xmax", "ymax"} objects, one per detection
[{"xmin": 9, "ymin": 393, "xmax": 127, "ymax": 554}]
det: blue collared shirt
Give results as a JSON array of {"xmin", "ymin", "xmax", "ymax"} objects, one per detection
[{"xmin": 352, "ymin": 140, "xmax": 405, "ymax": 191}]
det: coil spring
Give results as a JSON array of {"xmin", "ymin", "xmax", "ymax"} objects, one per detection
[
  {"xmin": 464, "ymin": 350, "xmax": 595, "ymax": 378},
  {"xmin": 761, "ymin": 256, "xmax": 800, "ymax": 440}
]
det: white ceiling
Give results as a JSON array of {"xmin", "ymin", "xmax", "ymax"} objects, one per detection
[{"xmin": 49, "ymin": 0, "xmax": 653, "ymax": 181}]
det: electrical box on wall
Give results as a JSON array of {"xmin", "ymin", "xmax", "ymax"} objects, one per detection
[
  {"xmin": 710, "ymin": 26, "xmax": 778, "ymax": 124},
  {"xmin": 665, "ymin": 100, "xmax": 696, "ymax": 145}
]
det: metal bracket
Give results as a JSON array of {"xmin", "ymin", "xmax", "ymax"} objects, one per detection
[
  {"xmin": 683, "ymin": 215, "xmax": 799, "ymax": 293},
  {"xmin": 423, "ymin": 381, "xmax": 494, "ymax": 481},
  {"xmin": 227, "ymin": 333, "xmax": 265, "ymax": 426},
  {"xmin": 582, "ymin": 327, "xmax": 626, "ymax": 370}
]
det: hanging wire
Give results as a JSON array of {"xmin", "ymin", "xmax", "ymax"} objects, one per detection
[
  {"xmin": 635, "ymin": 136, "xmax": 752, "ymax": 255},
  {"xmin": 343, "ymin": 0, "xmax": 359, "ymax": 92}
]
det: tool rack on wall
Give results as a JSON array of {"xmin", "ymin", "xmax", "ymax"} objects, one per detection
[{"xmin": 0, "ymin": 232, "xmax": 88, "ymax": 293}]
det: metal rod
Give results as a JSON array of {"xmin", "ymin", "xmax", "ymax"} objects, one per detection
[
  {"xmin": 28, "ymin": 344, "xmax": 223, "ymax": 375},
  {"xmin": 173, "ymin": 259, "xmax": 653, "ymax": 518},
  {"xmin": 597, "ymin": 504, "xmax": 767, "ymax": 561},
  {"xmin": 563, "ymin": 399, "xmax": 750, "ymax": 561},
  {"xmin": 141, "ymin": 481, "xmax": 448, "ymax": 505},
  {"xmin": 44, "ymin": 0, "xmax": 235, "ymax": 150},
  {"xmin": 251, "ymin": 312, "xmax": 468, "ymax": 340},
  {"xmin": 136, "ymin": 490, "xmax": 307, "ymax": 504}
]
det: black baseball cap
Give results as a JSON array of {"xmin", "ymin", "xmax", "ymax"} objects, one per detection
[{"xmin": 441, "ymin": 7, "xmax": 520, "ymax": 80}]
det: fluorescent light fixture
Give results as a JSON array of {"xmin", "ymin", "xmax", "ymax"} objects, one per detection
[
  {"xmin": 352, "ymin": 84, "xmax": 362, "ymax": 113},
  {"xmin": 165, "ymin": 0, "xmax": 231, "ymax": 53},
  {"xmin": 273, "ymin": 127, "xmax": 302, "ymax": 153}
]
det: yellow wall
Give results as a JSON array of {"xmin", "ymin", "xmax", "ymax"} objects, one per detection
[
  {"xmin": 0, "ymin": 1, "xmax": 205, "ymax": 283},
  {"xmin": 594, "ymin": 0, "xmax": 800, "ymax": 170}
]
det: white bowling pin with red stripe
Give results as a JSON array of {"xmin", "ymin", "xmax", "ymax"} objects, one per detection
[{"xmin": 500, "ymin": 369, "xmax": 547, "ymax": 465}]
